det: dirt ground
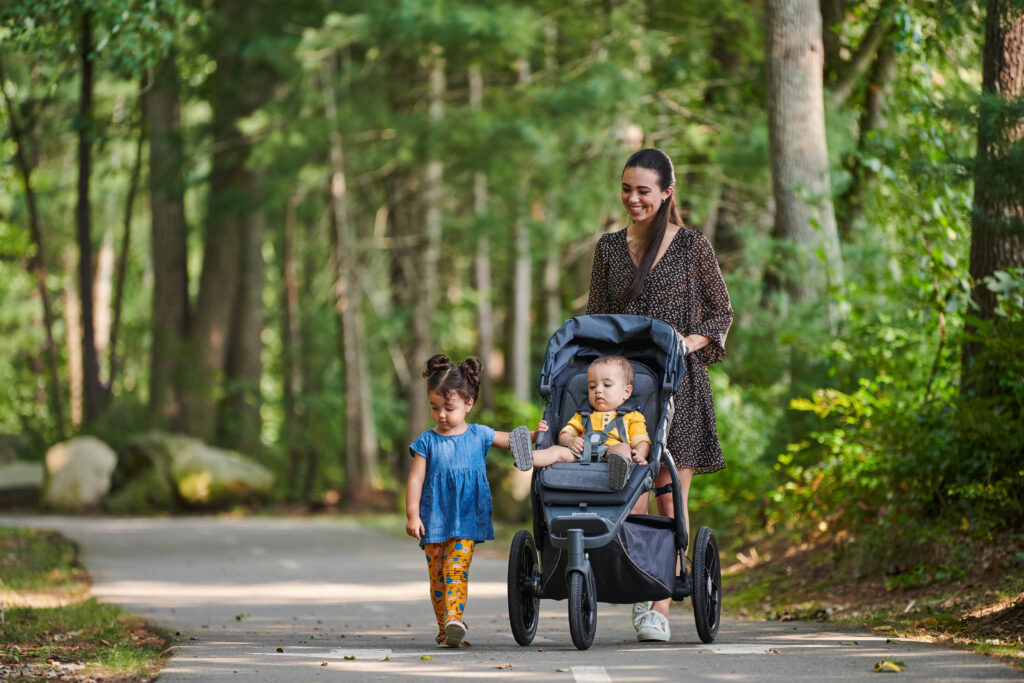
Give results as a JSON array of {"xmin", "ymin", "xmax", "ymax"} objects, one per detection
[{"xmin": 723, "ymin": 529, "xmax": 1024, "ymax": 670}]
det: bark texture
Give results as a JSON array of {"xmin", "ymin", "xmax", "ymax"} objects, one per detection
[
  {"xmin": 145, "ymin": 53, "xmax": 190, "ymax": 429},
  {"xmin": 964, "ymin": 0, "xmax": 1024, "ymax": 392},
  {"xmin": 765, "ymin": 0, "xmax": 844, "ymax": 307}
]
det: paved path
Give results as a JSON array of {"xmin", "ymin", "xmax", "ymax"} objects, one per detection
[{"xmin": 2, "ymin": 515, "xmax": 1020, "ymax": 682}]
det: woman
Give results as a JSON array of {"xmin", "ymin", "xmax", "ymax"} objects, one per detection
[{"xmin": 586, "ymin": 148, "xmax": 733, "ymax": 642}]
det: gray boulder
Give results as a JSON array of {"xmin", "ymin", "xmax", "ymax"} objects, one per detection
[
  {"xmin": 43, "ymin": 436, "xmax": 117, "ymax": 511},
  {"xmin": 107, "ymin": 432, "xmax": 273, "ymax": 511}
]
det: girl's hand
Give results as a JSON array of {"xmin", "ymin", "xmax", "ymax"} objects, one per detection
[
  {"xmin": 406, "ymin": 516, "xmax": 425, "ymax": 540},
  {"xmin": 533, "ymin": 420, "xmax": 549, "ymax": 442}
]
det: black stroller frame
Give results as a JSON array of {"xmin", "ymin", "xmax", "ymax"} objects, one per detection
[{"xmin": 507, "ymin": 315, "xmax": 722, "ymax": 649}]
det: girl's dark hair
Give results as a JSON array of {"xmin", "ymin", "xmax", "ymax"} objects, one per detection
[
  {"xmin": 622, "ymin": 148, "xmax": 683, "ymax": 300},
  {"xmin": 423, "ymin": 354, "xmax": 483, "ymax": 403}
]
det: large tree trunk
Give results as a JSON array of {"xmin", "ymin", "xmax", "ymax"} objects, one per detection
[
  {"xmin": 0, "ymin": 56, "xmax": 65, "ymax": 438},
  {"xmin": 963, "ymin": 0, "xmax": 1024, "ymax": 395},
  {"xmin": 145, "ymin": 53, "xmax": 190, "ymax": 429},
  {"xmin": 765, "ymin": 0, "xmax": 844, "ymax": 315},
  {"xmin": 184, "ymin": 0, "xmax": 269, "ymax": 441},
  {"xmin": 220, "ymin": 178, "xmax": 265, "ymax": 455},
  {"xmin": 322, "ymin": 58, "xmax": 379, "ymax": 492},
  {"xmin": 77, "ymin": 10, "xmax": 103, "ymax": 422}
]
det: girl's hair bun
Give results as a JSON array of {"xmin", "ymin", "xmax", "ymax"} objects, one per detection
[
  {"xmin": 459, "ymin": 357, "xmax": 483, "ymax": 387},
  {"xmin": 423, "ymin": 353, "xmax": 451, "ymax": 379}
]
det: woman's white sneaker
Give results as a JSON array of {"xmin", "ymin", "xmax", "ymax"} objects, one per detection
[
  {"xmin": 632, "ymin": 601, "xmax": 653, "ymax": 630},
  {"xmin": 636, "ymin": 610, "xmax": 670, "ymax": 642}
]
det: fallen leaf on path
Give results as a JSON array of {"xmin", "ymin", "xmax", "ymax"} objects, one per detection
[
  {"xmin": 420, "ymin": 655, "xmax": 433, "ymax": 661},
  {"xmin": 234, "ymin": 613, "xmax": 249, "ymax": 622},
  {"xmin": 556, "ymin": 668, "xmax": 569, "ymax": 673},
  {"xmin": 765, "ymin": 648, "xmax": 780, "ymax": 654},
  {"xmin": 344, "ymin": 655, "xmax": 355, "ymax": 660},
  {"xmin": 494, "ymin": 663, "xmax": 512, "ymax": 669},
  {"xmin": 874, "ymin": 659, "xmax": 905, "ymax": 673},
  {"xmin": 841, "ymin": 641, "xmax": 858, "ymax": 646},
  {"xmin": 321, "ymin": 661, "xmax": 328, "ymax": 667},
  {"xmin": 275, "ymin": 647, "xmax": 284, "ymax": 653}
]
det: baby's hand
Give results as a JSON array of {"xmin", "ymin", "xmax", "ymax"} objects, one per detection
[
  {"xmin": 567, "ymin": 436, "xmax": 584, "ymax": 453},
  {"xmin": 632, "ymin": 453, "xmax": 648, "ymax": 465}
]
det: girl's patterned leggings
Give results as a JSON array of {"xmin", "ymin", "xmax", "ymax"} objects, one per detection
[{"xmin": 423, "ymin": 538, "xmax": 475, "ymax": 633}]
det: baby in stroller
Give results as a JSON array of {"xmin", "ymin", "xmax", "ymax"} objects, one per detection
[{"xmin": 514, "ymin": 355, "xmax": 650, "ymax": 490}]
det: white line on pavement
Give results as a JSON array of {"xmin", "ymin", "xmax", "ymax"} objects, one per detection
[{"xmin": 572, "ymin": 666, "xmax": 613, "ymax": 683}]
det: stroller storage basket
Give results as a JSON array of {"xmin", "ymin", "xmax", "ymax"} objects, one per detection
[{"xmin": 541, "ymin": 514, "xmax": 676, "ymax": 604}]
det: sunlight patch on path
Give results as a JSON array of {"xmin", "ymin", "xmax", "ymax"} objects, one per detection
[
  {"xmin": 91, "ymin": 580, "xmax": 507, "ymax": 607},
  {"xmin": 618, "ymin": 643, "xmax": 839, "ymax": 655}
]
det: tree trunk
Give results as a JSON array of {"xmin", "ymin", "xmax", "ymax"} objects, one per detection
[
  {"xmin": 963, "ymin": 0, "xmax": 1024, "ymax": 395},
  {"xmin": 838, "ymin": 32, "xmax": 897, "ymax": 239},
  {"xmin": 765, "ymin": 0, "xmax": 845, "ymax": 316},
  {"xmin": 220, "ymin": 177, "xmax": 265, "ymax": 455},
  {"xmin": 145, "ymin": 53, "xmax": 190, "ymax": 429},
  {"xmin": 282, "ymin": 192, "xmax": 304, "ymax": 500},
  {"xmin": 77, "ymin": 10, "xmax": 103, "ymax": 422},
  {"xmin": 510, "ymin": 59, "xmax": 533, "ymax": 403},
  {"xmin": 469, "ymin": 64, "xmax": 496, "ymax": 408},
  {"xmin": 0, "ymin": 55, "xmax": 65, "ymax": 438},
  {"xmin": 108, "ymin": 106, "xmax": 144, "ymax": 395},
  {"xmin": 403, "ymin": 49, "xmax": 445, "ymax": 454},
  {"xmin": 322, "ymin": 58, "xmax": 379, "ymax": 492}
]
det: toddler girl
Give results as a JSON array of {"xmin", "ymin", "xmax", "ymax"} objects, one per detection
[{"xmin": 405, "ymin": 354, "xmax": 573, "ymax": 648}]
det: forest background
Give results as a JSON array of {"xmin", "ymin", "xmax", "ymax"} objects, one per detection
[{"xmin": 1, "ymin": 0, "xmax": 1022, "ymax": 591}]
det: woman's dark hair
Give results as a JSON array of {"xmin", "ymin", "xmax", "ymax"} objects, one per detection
[
  {"xmin": 423, "ymin": 354, "xmax": 483, "ymax": 404},
  {"xmin": 622, "ymin": 148, "xmax": 683, "ymax": 300}
]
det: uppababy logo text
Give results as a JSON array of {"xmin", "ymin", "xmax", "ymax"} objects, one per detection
[{"xmin": 570, "ymin": 512, "xmax": 599, "ymax": 517}]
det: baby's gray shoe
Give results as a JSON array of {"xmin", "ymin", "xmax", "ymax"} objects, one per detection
[{"xmin": 510, "ymin": 426, "xmax": 533, "ymax": 471}]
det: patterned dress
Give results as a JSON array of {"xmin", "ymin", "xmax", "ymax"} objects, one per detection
[{"xmin": 586, "ymin": 227, "xmax": 733, "ymax": 474}]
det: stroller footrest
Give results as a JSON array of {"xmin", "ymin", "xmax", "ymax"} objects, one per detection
[{"xmin": 549, "ymin": 514, "xmax": 614, "ymax": 538}]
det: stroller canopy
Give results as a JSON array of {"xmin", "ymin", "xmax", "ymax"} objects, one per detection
[{"xmin": 537, "ymin": 314, "xmax": 686, "ymax": 400}]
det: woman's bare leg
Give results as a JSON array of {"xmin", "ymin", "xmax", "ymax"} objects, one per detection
[{"xmin": 650, "ymin": 465, "xmax": 694, "ymax": 617}]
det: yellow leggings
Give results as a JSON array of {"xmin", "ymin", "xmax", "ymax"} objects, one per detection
[{"xmin": 424, "ymin": 538, "xmax": 475, "ymax": 633}]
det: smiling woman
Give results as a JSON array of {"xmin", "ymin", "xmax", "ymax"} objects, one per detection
[{"xmin": 586, "ymin": 147, "xmax": 734, "ymax": 642}]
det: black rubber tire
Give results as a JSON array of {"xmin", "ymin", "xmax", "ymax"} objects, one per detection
[
  {"xmin": 507, "ymin": 530, "xmax": 540, "ymax": 646},
  {"xmin": 692, "ymin": 526, "xmax": 721, "ymax": 643},
  {"xmin": 567, "ymin": 568, "xmax": 597, "ymax": 650}
]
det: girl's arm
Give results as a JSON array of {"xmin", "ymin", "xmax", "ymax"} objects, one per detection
[
  {"xmin": 492, "ymin": 423, "xmax": 544, "ymax": 450},
  {"xmin": 405, "ymin": 454, "xmax": 427, "ymax": 540}
]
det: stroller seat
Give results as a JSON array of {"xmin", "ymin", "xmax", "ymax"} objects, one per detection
[{"xmin": 537, "ymin": 362, "xmax": 663, "ymax": 508}]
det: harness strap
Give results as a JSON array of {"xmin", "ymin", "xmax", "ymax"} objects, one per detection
[{"xmin": 581, "ymin": 412, "xmax": 630, "ymax": 463}]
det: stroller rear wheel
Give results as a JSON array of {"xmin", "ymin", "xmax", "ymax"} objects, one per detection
[
  {"xmin": 567, "ymin": 567, "xmax": 597, "ymax": 650},
  {"xmin": 692, "ymin": 526, "xmax": 721, "ymax": 643},
  {"xmin": 507, "ymin": 530, "xmax": 540, "ymax": 645}
]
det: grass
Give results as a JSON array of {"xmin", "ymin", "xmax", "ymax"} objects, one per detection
[{"xmin": 0, "ymin": 527, "xmax": 168, "ymax": 682}]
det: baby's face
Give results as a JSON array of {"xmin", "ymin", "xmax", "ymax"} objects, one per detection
[{"xmin": 587, "ymin": 362, "xmax": 632, "ymax": 412}]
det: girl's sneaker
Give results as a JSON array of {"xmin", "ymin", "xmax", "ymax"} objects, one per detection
[
  {"xmin": 443, "ymin": 619, "xmax": 467, "ymax": 647},
  {"xmin": 435, "ymin": 632, "xmax": 457, "ymax": 648},
  {"xmin": 510, "ymin": 426, "xmax": 533, "ymax": 471}
]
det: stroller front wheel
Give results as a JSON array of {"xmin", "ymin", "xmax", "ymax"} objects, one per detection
[
  {"xmin": 692, "ymin": 526, "xmax": 722, "ymax": 643},
  {"xmin": 567, "ymin": 567, "xmax": 597, "ymax": 650},
  {"xmin": 508, "ymin": 530, "xmax": 540, "ymax": 645}
]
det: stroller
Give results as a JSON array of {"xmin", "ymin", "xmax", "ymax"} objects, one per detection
[{"xmin": 507, "ymin": 314, "xmax": 722, "ymax": 650}]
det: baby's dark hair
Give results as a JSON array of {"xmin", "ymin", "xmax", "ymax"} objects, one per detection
[
  {"xmin": 589, "ymin": 355, "xmax": 634, "ymax": 385},
  {"xmin": 423, "ymin": 354, "xmax": 483, "ymax": 403}
]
